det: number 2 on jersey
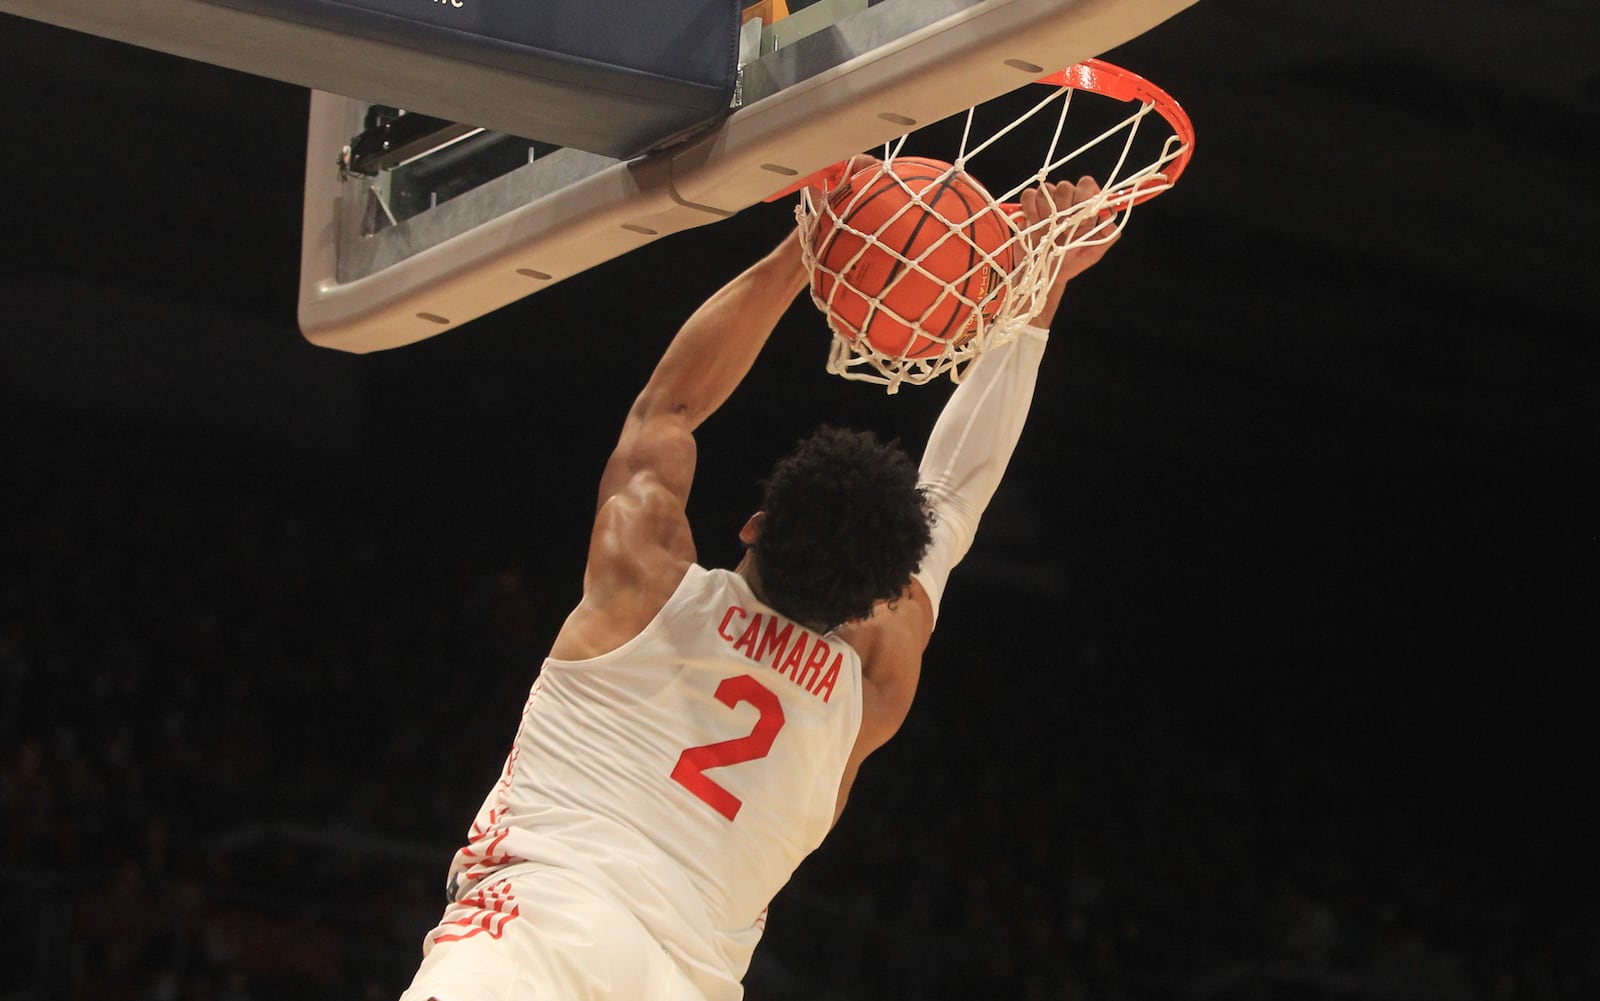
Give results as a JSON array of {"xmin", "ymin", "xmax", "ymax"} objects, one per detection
[{"xmin": 671, "ymin": 674, "xmax": 785, "ymax": 821}]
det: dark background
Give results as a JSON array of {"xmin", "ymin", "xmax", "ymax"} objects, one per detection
[{"xmin": 2, "ymin": 1, "xmax": 1597, "ymax": 999}]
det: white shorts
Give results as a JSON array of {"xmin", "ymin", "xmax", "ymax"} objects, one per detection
[{"xmin": 399, "ymin": 863, "xmax": 709, "ymax": 1001}]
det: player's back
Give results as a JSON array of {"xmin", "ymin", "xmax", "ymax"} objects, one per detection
[{"xmin": 447, "ymin": 565, "xmax": 863, "ymax": 997}]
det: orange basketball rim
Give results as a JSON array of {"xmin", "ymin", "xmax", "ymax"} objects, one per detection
[{"xmin": 791, "ymin": 57, "xmax": 1195, "ymax": 393}]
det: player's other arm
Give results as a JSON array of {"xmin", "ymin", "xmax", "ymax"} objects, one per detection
[
  {"xmin": 551, "ymin": 235, "xmax": 810, "ymax": 659},
  {"xmin": 594, "ymin": 231, "xmax": 809, "ymax": 514},
  {"xmin": 589, "ymin": 157, "xmax": 876, "ymax": 513},
  {"xmin": 833, "ymin": 178, "xmax": 1118, "ymax": 817}
]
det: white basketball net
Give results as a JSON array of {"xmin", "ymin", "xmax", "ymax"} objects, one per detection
[{"xmin": 796, "ymin": 62, "xmax": 1192, "ymax": 392}]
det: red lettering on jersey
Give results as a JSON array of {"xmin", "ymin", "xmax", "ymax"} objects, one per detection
[
  {"xmin": 732, "ymin": 613, "xmax": 763, "ymax": 658},
  {"xmin": 717, "ymin": 604, "xmax": 846, "ymax": 704},
  {"xmin": 718, "ymin": 605, "xmax": 748, "ymax": 642},
  {"xmin": 812, "ymin": 653, "xmax": 842, "ymax": 703},
  {"xmin": 671, "ymin": 674, "xmax": 786, "ymax": 821},
  {"xmin": 778, "ymin": 630, "xmax": 811, "ymax": 678},
  {"xmin": 793, "ymin": 637, "xmax": 830, "ymax": 690},
  {"xmin": 755, "ymin": 617, "xmax": 794, "ymax": 670}
]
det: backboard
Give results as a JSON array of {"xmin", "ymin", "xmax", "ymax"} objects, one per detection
[{"xmin": 0, "ymin": 0, "xmax": 1199, "ymax": 352}]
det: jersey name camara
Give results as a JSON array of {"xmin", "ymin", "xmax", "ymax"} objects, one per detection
[{"xmin": 715, "ymin": 605, "xmax": 844, "ymax": 703}]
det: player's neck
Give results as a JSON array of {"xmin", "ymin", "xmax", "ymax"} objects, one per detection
[{"xmin": 734, "ymin": 550, "xmax": 766, "ymax": 603}]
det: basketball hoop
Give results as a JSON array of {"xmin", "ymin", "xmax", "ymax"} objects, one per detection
[{"xmin": 788, "ymin": 58, "xmax": 1194, "ymax": 392}]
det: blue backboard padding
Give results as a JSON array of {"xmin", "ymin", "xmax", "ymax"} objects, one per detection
[{"xmin": 204, "ymin": 0, "xmax": 742, "ymax": 155}]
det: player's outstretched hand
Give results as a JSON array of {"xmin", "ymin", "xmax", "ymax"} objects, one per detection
[
  {"xmin": 1020, "ymin": 176, "xmax": 1120, "ymax": 326},
  {"xmin": 807, "ymin": 153, "xmax": 883, "ymax": 204}
]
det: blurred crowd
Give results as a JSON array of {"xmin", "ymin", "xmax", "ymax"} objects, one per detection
[{"xmin": 2, "ymin": 416, "xmax": 1593, "ymax": 1000}]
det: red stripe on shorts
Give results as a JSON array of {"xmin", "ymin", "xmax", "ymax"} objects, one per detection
[{"xmin": 433, "ymin": 880, "xmax": 521, "ymax": 943}]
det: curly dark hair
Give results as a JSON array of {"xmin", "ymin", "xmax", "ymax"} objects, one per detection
[{"xmin": 751, "ymin": 426, "xmax": 933, "ymax": 632}]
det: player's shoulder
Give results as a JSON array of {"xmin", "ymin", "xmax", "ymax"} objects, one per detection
[
  {"xmin": 596, "ymin": 467, "xmax": 693, "ymax": 542},
  {"xmin": 837, "ymin": 578, "xmax": 933, "ymax": 741},
  {"xmin": 841, "ymin": 577, "xmax": 934, "ymax": 658},
  {"xmin": 588, "ymin": 468, "xmax": 696, "ymax": 593},
  {"xmin": 842, "ymin": 615, "xmax": 923, "ymax": 689},
  {"xmin": 556, "ymin": 498, "xmax": 692, "ymax": 661}
]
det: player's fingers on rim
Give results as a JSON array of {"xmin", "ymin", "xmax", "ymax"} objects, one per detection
[
  {"xmin": 1067, "ymin": 197, "xmax": 1101, "ymax": 241},
  {"xmin": 846, "ymin": 153, "xmax": 881, "ymax": 174},
  {"xmin": 1025, "ymin": 183, "xmax": 1048, "ymax": 216},
  {"xmin": 1021, "ymin": 188, "xmax": 1051, "ymax": 236}
]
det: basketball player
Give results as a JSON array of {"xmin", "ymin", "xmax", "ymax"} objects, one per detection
[{"xmin": 400, "ymin": 173, "xmax": 1117, "ymax": 1001}]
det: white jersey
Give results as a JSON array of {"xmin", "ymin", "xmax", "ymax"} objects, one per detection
[{"xmin": 444, "ymin": 565, "xmax": 864, "ymax": 1000}]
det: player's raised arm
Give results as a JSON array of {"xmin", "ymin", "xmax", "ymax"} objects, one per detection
[
  {"xmin": 594, "ymin": 233, "xmax": 810, "ymax": 514},
  {"xmin": 912, "ymin": 176, "xmax": 1117, "ymax": 624},
  {"xmin": 553, "ymin": 233, "xmax": 811, "ymax": 661},
  {"xmin": 836, "ymin": 177, "xmax": 1119, "ymax": 807}
]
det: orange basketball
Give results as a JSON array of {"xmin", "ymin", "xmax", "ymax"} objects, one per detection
[{"xmin": 811, "ymin": 157, "xmax": 1014, "ymax": 360}]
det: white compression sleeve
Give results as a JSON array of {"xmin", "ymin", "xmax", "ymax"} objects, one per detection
[{"xmin": 912, "ymin": 323, "xmax": 1050, "ymax": 621}]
